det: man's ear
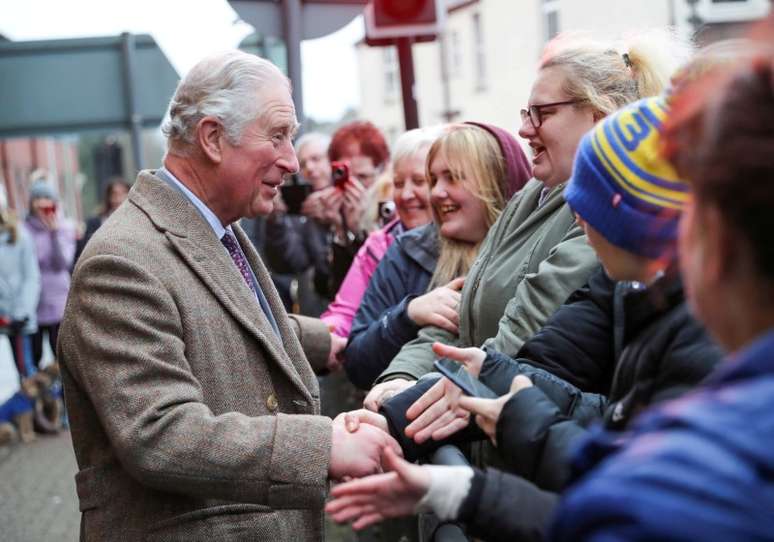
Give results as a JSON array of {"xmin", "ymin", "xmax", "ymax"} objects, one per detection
[{"xmin": 196, "ymin": 117, "xmax": 224, "ymax": 164}]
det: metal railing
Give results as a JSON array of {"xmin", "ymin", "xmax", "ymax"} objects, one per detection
[{"xmin": 418, "ymin": 445, "xmax": 471, "ymax": 542}]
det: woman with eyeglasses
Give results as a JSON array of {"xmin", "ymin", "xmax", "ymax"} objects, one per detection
[{"xmin": 365, "ymin": 30, "xmax": 692, "ymax": 411}]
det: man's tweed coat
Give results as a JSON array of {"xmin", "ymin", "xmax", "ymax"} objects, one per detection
[{"xmin": 58, "ymin": 171, "xmax": 333, "ymax": 541}]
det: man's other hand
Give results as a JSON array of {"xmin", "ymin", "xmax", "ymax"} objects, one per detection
[{"xmin": 327, "ymin": 332, "xmax": 347, "ymax": 372}]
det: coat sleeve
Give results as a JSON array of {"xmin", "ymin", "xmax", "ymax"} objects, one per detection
[
  {"xmin": 483, "ymin": 222, "xmax": 599, "ymax": 356},
  {"xmin": 495, "ymin": 384, "xmax": 605, "ymax": 491},
  {"xmin": 378, "ymin": 375, "xmax": 486, "ymax": 462},
  {"xmin": 548, "ymin": 424, "xmax": 773, "ymax": 541},
  {"xmin": 49, "ymin": 223, "xmax": 77, "ymax": 272},
  {"xmin": 457, "ymin": 467, "xmax": 559, "ymax": 542},
  {"xmin": 287, "ymin": 314, "xmax": 332, "ymax": 373},
  {"xmin": 17, "ymin": 229, "xmax": 41, "ymax": 325},
  {"xmin": 344, "ymin": 242, "xmax": 423, "ymax": 390},
  {"xmin": 374, "ymin": 324, "xmax": 459, "ymax": 383},
  {"xmin": 476, "ymin": 268, "xmax": 615, "ymax": 396},
  {"xmin": 511, "ymin": 267, "xmax": 615, "ymax": 392},
  {"xmin": 59, "ymin": 254, "xmax": 332, "ymax": 507}
]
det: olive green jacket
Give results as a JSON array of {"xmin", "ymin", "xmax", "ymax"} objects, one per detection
[{"xmin": 377, "ymin": 178, "xmax": 600, "ymax": 382}]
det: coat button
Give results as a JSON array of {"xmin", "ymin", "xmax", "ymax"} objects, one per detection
[{"xmin": 266, "ymin": 394, "xmax": 279, "ymax": 412}]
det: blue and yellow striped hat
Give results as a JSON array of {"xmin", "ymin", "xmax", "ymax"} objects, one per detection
[{"xmin": 565, "ymin": 95, "xmax": 688, "ymax": 259}]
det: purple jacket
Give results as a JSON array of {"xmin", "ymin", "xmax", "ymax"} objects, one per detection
[{"xmin": 24, "ymin": 216, "xmax": 76, "ymax": 325}]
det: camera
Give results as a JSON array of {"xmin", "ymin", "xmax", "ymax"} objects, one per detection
[
  {"xmin": 280, "ymin": 180, "xmax": 312, "ymax": 215},
  {"xmin": 377, "ymin": 200, "xmax": 396, "ymax": 225},
  {"xmin": 331, "ymin": 161, "xmax": 350, "ymax": 189}
]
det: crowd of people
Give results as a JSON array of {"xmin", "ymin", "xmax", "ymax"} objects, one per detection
[
  {"xmin": 1, "ymin": 13, "xmax": 772, "ymax": 542},
  {"xmin": 0, "ymin": 174, "xmax": 128, "ymax": 445}
]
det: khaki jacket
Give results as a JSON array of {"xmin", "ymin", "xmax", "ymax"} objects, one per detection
[
  {"xmin": 378, "ymin": 179, "xmax": 600, "ymax": 382},
  {"xmin": 59, "ymin": 171, "xmax": 332, "ymax": 541}
]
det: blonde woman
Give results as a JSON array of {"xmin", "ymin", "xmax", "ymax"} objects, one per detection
[{"xmin": 344, "ymin": 123, "xmax": 530, "ymax": 390}]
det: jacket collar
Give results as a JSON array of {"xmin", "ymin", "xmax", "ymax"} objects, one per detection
[
  {"xmin": 396, "ymin": 223, "xmax": 439, "ymax": 274},
  {"xmin": 616, "ymin": 268, "xmax": 684, "ymax": 347},
  {"xmin": 129, "ymin": 171, "xmax": 314, "ymax": 403}
]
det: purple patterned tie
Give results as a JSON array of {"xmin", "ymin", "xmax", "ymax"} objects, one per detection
[{"xmin": 221, "ymin": 232, "xmax": 257, "ymax": 296}]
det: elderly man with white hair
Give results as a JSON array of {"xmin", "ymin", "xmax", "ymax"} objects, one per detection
[{"xmin": 57, "ymin": 50, "xmax": 400, "ymax": 541}]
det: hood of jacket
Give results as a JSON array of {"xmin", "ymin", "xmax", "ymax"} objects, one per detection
[{"xmin": 464, "ymin": 121, "xmax": 532, "ymax": 199}]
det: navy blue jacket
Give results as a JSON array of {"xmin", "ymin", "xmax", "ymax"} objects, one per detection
[
  {"xmin": 344, "ymin": 224, "xmax": 439, "ymax": 389},
  {"xmin": 550, "ymin": 330, "xmax": 774, "ymax": 541}
]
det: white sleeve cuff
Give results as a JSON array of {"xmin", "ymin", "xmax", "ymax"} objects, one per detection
[{"xmin": 414, "ymin": 465, "xmax": 474, "ymax": 521}]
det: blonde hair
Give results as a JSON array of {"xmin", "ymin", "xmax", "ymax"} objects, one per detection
[
  {"xmin": 541, "ymin": 29, "xmax": 694, "ymax": 116},
  {"xmin": 426, "ymin": 124, "xmax": 509, "ymax": 288}
]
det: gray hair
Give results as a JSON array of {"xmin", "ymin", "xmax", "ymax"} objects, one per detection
[
  {"xmin": 162, "ymin": 50, "xmax": 290, "ymax": 152},
  {"xmin": 294, "ymin": 132, "xmax": 331, "ymax": 155},
  {"xmin": 391, "ymin": 125, "xmax": 447, "ymax": 169}
]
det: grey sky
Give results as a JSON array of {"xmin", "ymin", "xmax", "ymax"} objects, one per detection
[{"xmin": 0, "ymin": 0, "xmax": 364, "ymax": 121}]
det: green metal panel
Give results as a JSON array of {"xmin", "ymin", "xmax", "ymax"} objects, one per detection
[{"xmin": 0, "ymin": 34, "xmax": 179, "ymax": 137}]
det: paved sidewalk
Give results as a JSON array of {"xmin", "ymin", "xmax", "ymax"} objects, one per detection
[{"xmin": 0, "ymin": 431, "xmax": 80, "ymax": 541}]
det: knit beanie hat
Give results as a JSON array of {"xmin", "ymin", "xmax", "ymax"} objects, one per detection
[
  {"xmin": 28, "ymin": 179, "xmax": 59, "ymax": 202},
  {"xmin": 464, "ymin": 122, "xmax": 531, "ymax": 199},
  {"xmin": 564, "ymin": 96, "xmax": 689, "ymax": 259}
]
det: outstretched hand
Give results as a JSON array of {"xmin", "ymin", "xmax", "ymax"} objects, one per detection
[
  {"xmin": 326, "ymin": 446, "xmax": 430, "ymax": 530},
  {"xmin": 404, "ymin": 342, "xmax": 486, "ymax": 443},
  {"xmin": 457, "ymin": 374, "xmax": 533, "ymax": 445}
]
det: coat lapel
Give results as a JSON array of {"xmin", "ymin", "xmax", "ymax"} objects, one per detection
[
  {"xmin": 234, "ymin": 225, "xmax": 319, "ymax": 388},
  {"xmin": 130, "ymin": 172, "xmax": 312, "ymax": 402}
]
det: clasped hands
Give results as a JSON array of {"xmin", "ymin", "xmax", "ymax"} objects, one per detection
[
  {"xmin": 327, "ymin": 342, "xmax": 534, "ymax": 530},
  {"xmin": 328, "ymin": 409, "xmax": 403, "ymax": 482}
]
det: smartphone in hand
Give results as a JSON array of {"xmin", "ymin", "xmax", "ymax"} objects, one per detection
[
  {"xmin": 433, "ymin": 358, "xmax": 498, "ymax": 399},
  {"xmin": 331, "ymin": 161, "xmax": 350, "ymax": 189}
]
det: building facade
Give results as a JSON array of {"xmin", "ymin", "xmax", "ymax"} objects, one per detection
[{"xmin": 355, "ymin": 0, "xmax": 771, "ymax": 143}]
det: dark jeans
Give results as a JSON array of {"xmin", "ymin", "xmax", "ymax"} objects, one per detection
[{"xmin": 31, "ymin": 323, "xmax": 60, "ymax": 369}]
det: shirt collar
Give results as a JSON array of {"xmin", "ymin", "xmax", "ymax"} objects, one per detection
[{"xmin": 159, "ymin": 166, "xmax": 231, "ymax": 240}]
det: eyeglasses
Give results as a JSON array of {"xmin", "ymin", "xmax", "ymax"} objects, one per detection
[{"xmin": 520, "ymin": 99, "xmax": 584, "ymax": 128}]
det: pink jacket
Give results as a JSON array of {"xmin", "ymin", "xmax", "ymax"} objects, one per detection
[{"xmin": 321, "ymin": 219, "xmax": 401, "ymax": 338}]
